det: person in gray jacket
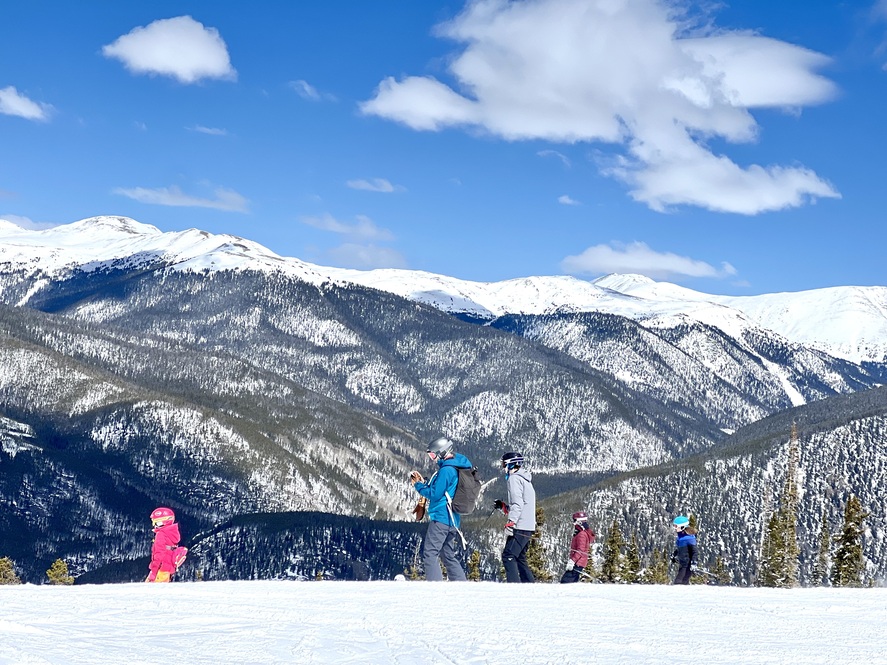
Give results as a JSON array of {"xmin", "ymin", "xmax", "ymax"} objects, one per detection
[{"xmin": 493, "ymin": 451, "xmax": 536, "ymax": 583}]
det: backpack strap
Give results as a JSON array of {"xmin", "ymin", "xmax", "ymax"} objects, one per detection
[{"xmin": 444, "ymin": 491, "xmax": 467, "ymax": 549}]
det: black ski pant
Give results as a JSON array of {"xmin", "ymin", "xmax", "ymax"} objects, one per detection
[
  {"xmin": 502, "ymin": 529, "xmax": 535, "ymax": 583},
  {"xmin": 674, "ymin": 565, "xmax": 692, "ymax": 584},
  {"xmin": 560, "ymin": 566, "xmax": 584, "ymax": 583},
  {"xmin": 422, "ymin": 520, "xmax": 466, "ymax": 581}
]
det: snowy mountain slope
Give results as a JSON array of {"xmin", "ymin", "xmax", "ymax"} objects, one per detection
[
  {"xmin": 3, "ymin": 216, "xmax": 886, "ymax": 363},
  {"xmin": 0, "ymin": 305, "xmax": 429, "ymax": 581},
  {"xmin": 4, "ymin": 582, "xmax": 886, "ymax": 665},
  {"xmin": 13, "ymin": 268, "xmax": 722, "ymax": 473},
  {"xmin": 594, "ymin": 273, "xmax": 887, "ymax": 364},
  {"xmin": 540, "ymin": 385, "xmax": 887, "ymax": 586},
  {"xmin": 0, "ymin": 216, "xmax": 331, "ymax": 287}
]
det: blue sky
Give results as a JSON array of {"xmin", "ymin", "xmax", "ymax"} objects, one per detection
[{"xmin": 1, "ymin": 0, "xmax": 886, "ymax": 295}]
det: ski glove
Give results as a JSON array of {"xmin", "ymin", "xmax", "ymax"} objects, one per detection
[
  {"xmin": 504, "ymin": 521, "xmax": 516, "ymax": 537},
  {"xmin": 494, "ymin": 499, "xmax": 509, "ymax": 515},
  {"xmin": 565, "ymin": 560, "xmax": 575, "ymax": 571}
]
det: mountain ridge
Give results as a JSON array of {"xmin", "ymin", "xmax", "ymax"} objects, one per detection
[{"xmin": 3, "ymin": 215, "xmax": 885, "ymax": 363}]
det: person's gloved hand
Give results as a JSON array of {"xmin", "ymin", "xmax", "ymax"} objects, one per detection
[
  {"xmin": 409, "ymin": 471, "xmax": 423, "ymax": 484},
  {"xmin": 504, "ymin": 521, "xmax": 515, "ymax": 537},
  {"xmin": 494, "ymin": 499, "xmax": 509, "ymax": 514},
  {"xmin": 565, "ymin": 559, "xmax": 575, "ymax": 571}
]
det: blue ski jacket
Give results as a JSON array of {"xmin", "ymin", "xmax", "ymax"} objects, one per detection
[
  {"xmin": 674, "ymin": 531, "xmax": 697, "ymax": 567},
  {"xmin": 414, "ymin": 453, "xmax": 473, "ymax": 528}
]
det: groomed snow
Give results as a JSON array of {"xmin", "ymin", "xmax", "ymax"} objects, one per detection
[{"xmin": 2, "ymin": 581, "xmax": 885, "ymax": 664}]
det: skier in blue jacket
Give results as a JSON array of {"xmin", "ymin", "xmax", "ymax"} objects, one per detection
[
  {"xmin": 410, "ymin": 436, "xmax": 472, "ymax": 581},
  {"xmin": 671, "ymin": 515, "xmax": 698, "ymax": 584}
]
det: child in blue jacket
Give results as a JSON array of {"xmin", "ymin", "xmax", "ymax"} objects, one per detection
[{"xmin": 671, "ymin": 515, "xmax": 697, "ymax": 584}]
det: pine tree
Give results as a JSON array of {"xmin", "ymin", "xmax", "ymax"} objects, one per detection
[
  {"xmin": 467, "ymin": 550, "xmax": 481, "ymax": 581},
  {"xmin": 712, "ymin": 556, "xmax": 732, "ymax": 586},
  {"xmin": 0, "ymin": 557, "xmax": 22, "ymax": 585},
  {"xmin": 812, "ymin": 509, "xmax": 830, "ymax": 587},
  {"xmin": 600, "ymin": 518, "xmax": 625, "ymax": 583},
  {"xmin": 831, "ymin": 494, "xmax": 868, "ymax": 588},
  {"xmin": 526, "ymin": 506, "xmax": 553, "ymax": 582},
  {"xmin": 758, "ymin": 425, "xmax": 801, "ymax": 588},
  {"xmin": 623, "ymin": 533, "xmax": 641, "ymax": 584},
  {"xmin": 46, "ymin": 559, "xmax": 74, "ymax": 585},
  {"xmin": 643, "ymin": 548, "xmax": 670, "ymax": 585}
]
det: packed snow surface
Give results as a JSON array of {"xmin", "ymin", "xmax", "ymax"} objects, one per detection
[{"xmin": 2, "ymin": 581, "xmax": 886, "ymax": 664}]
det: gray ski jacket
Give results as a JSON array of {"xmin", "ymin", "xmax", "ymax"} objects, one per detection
[{"xmin": 505, "ymin": 468, "xmax": 536, "ymax": 531}]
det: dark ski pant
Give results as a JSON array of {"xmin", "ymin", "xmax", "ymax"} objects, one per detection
[
  {"xmin": 560, "ymin": 566, "xmax": 584, "ymax": 584},
  {"xmin": 422, "ymin": 520, "xmax": 466, "ymax": 581},
  {"xmin": 674, "ymin": 565, "xmax": 692, "ymax": 584},
  {"xmin": 502, "ymin": 529, "xmax": 535, "ymax": 583}
]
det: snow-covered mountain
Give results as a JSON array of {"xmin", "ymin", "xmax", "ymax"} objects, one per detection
[
  {"xmin": 3, "ymin": 216, "xmax": 885, "ymax": 363},
  {"xmin": 3, "ymin": 215, "xmax": 887, "ymax": 584}
]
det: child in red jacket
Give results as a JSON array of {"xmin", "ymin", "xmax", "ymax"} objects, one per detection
[
  {"xmin": 560, "ymin": 511, "xmax": 595, "ymax": 583},
  {"xmin": 146, "ymin": 507, "xmax": 183, "ymax": 583}
]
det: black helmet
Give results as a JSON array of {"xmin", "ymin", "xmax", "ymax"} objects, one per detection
[
  {"xmin": 427, "ymin": 436, "xmax": 454, "ymax": 459},
  {"xmin": 500, "ymin": 451, "xmax": 524, "ymax": 470}
]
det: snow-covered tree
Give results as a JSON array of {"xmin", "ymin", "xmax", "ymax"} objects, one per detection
[
  {"xmin": 527, "ymin": 506, "xmax": 553, "ymax": 582},
  {"xmin": 811, "ymin": 509, "xmax": 830, "ymax": 587},
  {"xmin": 831, "ymin": 494, "xmax": 868, "ymax": 588},
  {"xmin": 758, "ymin": 425, "xmax": 800, "ymax": 588},
  {"xmin": 600, "ymin": 518, "xmax": 625, "ymax": 583},
  {"xmin": 623, "ymin": 533, "xmax": 641, "ymax": 583}
]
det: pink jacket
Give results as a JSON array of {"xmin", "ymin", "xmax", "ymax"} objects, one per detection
[
  {"xmin": 148, "ymin": 522, "xmax": 181, "ymax": 580},
  {"xmin": 569, "ymin": 526, "xmax": 595, "ymax": 568}
]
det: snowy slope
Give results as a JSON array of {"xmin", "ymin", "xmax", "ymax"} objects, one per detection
[
  {"xmin": 0, "ymin": 216, "xmax": 331, "ymax": 286},
  {"xmin": 2, "ymin": 581, "xmax": 886, "ymax": 665},
  {"xmin": 594, "ymin": 274, "xmax": 887, "ymax": 364},
  {"xmin": 3, "ymin": 216, "xmax": 887, "ymax": 362}
]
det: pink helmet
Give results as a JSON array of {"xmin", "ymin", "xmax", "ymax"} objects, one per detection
[
  {"xmin": 150, "ymin": 507, "xmax": 175, "ymax": 526},
  {"xmin": 572, "ymin": 511, "xmax": 588, "ymax": 522}
]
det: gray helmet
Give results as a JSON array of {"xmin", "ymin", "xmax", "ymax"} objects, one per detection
[{"xmin": 427, "ymin": 436, "xmax": 454, "ymax": 458}]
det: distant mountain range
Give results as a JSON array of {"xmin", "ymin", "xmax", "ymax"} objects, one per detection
[
  {"xmin": 4, "ymin": 216, "xmax": 886, "ymax": 364},
  {"xmin": 1, "ymin": 216, "xmax": 885, "ymax": 583}
]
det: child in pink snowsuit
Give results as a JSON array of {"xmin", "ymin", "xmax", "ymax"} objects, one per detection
[{"xmin": 146, "ymin": 507, "xmax": 181, "ymax": 583}]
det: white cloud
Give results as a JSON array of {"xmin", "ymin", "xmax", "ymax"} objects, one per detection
[
  {"xmin": 361, "ymin": 0, "xmax": 839, "ymax": 214},
  {"xmin": 327, "ymin": 243, "xmax": 408, "ymax": 270},
  {"xmin": 0, "ymin": 214, "xmax": 57, "ymax": 230},
  {"xmin": 113, "ymin": 184, "xmax": 248, "ymax": 212},
  {"xmin": 561, "ymin": 241, "xmax": 737, "ymax": 280},
  {"xmin": 558, "ymin": 194, "xmax": 580, "ymax": 206},
  {"xmin": 289, "ymin": 80, "xmax": 336, "ymax": 102},
  {"xmin": 346, "ymin": 178, "xmax": 404, "ymax": 193},
  {"xmin": 301, "ymin": 213, "xmax": 394, "ymax": 241},
  {"xmin": 102, "ymin": 16, "xmax": 236, "ymax": 84},
  {"xmin": 0, "ymin": 86, "xmax": 52, "ymax": 121},
  {"xmin": 190, "ymin": 125, "xmax": 228, "ymax": 136},
  {"xmin": 538, "ymin": 149, "xmax": 571, "ymax": 168}
]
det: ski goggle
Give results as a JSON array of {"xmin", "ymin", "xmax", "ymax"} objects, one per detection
[
  {"xmin": 427, "ymin": 451, "xmax": 438, "ymax": 461},
  {"xmin": 152, "ymin": 518, "xmax": 172, "ymax": 528}
]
